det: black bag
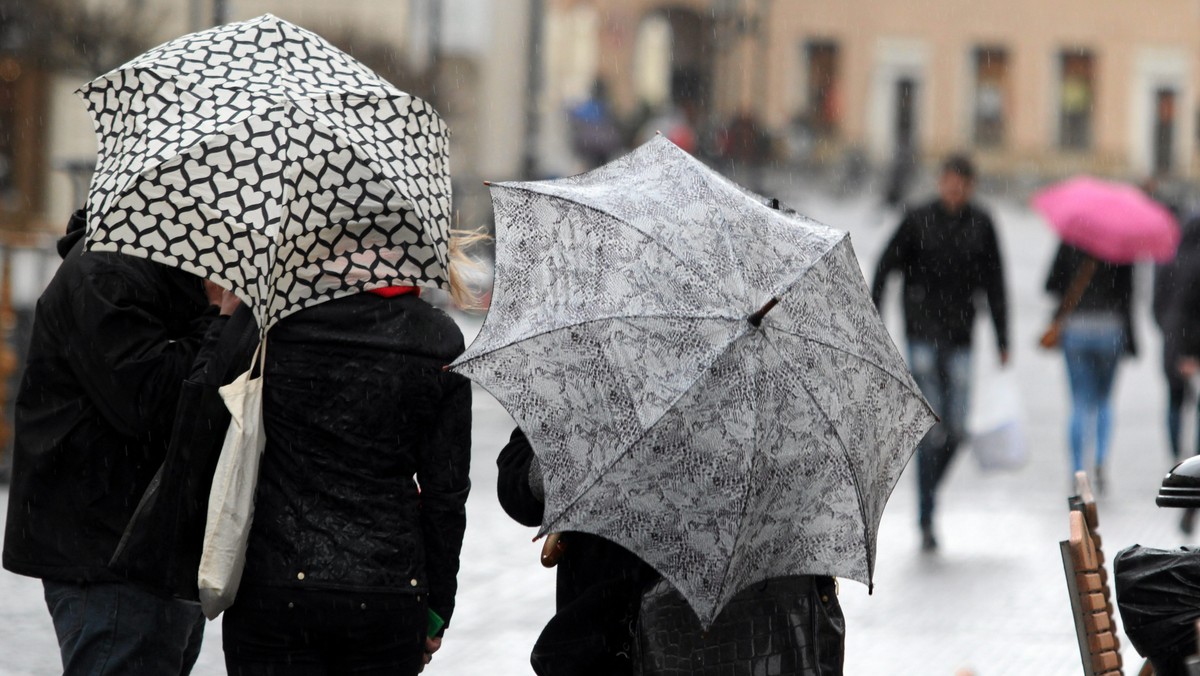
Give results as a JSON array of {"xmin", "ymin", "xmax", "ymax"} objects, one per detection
[
  {"xmin": 1115, "ymin": 544, "xmax": 1200, "ymax": 676},
  {"xmin": 632, "ymin": 576, "xmax": 845, "ymax": 676},
  {"xmin": 109, "ymin": 308, "xmax": 257, "ymax": 600}
]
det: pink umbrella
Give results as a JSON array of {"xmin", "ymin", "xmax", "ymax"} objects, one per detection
[{"xmin": 1032, "ymin": 176, "xmax": 1180, "ymax": 263}]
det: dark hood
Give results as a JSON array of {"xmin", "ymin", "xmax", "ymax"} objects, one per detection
[
  {"xmin": 57, "ymin": 208, "xmax": 87, "ymax": 259},
  {"xmin": 57, "ymin": 208, "xmax": 206, "ymax": 314}
]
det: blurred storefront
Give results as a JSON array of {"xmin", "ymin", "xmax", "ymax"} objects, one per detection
[{"xmin": 549, "ymin": 0, "xmax": 1200, "ymax": 181}]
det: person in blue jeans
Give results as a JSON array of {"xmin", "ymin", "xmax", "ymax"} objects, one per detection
[
  {"xmin": 871, "ymin": 155, "xmax": 1010, "ymax": 551},
  {"xmin": 1045, "ymin": 243, "xmax": 1136, "ymax": 493}
]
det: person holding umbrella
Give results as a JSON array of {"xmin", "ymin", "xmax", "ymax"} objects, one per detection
[
  {"xmin": 218, "ymin": 251, "xmax": 475, "ymax": 675},
  {"xmin": 2, "ymin": 209, "xmax": 227, "ymax": 674},
  {"xmin": 870, "ymin": 153, "xmax": 1011, "ymax": 551},
  {"xmin": 53, "ymin": 13, "xmax": 476, "ymax": 675},
  {"xmin": 463, "ymin": 136, "xmax": 931, "ymax": 676},
  {"xmin": 1034, "ymin": 177, "xmax": 1179, "ymax": 491},
  {"xmin": 1043, "ymin": 243, "xmax": 1135, "ymax": 491}
]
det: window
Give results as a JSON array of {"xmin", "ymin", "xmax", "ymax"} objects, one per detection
[
  {"xmin": 805, "ymin": 40, "xmax": 840, "ymax": 136},
  {"xmin": 0, "ymin": 56, "xmax": 19, "ymax": 209},
  {"xmin": 1059, "ymin": 49, "xmax": 1095, "ymax": 150},
  {"xmin": 973, "ymin": 47, "xmax": 1008, "ymax": 147}
]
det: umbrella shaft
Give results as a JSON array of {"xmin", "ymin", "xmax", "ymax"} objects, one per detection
[{"xmin": 748, "ymin": 297, "xmax": 780, "ymax": 327}]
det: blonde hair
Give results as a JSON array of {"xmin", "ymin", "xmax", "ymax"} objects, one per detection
[{"xmin": 447, "ymin": 228, "xmax": 492, "ymax": 311}]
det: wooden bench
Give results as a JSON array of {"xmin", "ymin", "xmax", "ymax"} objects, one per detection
[{"xmin": 1061, "ymin": 471, "xmax": 1132, "ymax": 675}]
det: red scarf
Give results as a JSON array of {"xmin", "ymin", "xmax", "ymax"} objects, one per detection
[{"xmin": 368, "ymin": 286, "xmax": 421, "ymax": 298}]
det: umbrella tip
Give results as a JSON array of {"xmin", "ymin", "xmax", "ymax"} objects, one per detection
[
  {"xmin": 482, "ymin": 180, "xmax": 492, "ymax": 187},
  {"xmin": 441, "ymin": 364, "xmax": 451, "ymax": 372}
]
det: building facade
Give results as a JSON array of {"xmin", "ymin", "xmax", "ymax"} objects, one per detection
[{"xmin": 551, "ymin": 0, "xmax": 1200, "ymax": 179}]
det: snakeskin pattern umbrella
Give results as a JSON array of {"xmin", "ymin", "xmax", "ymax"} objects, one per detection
[
  {"xmin": 452, "ymin": 136, "xmax": 936, "ymax": 626},
  {"xmin": 78, "ymin": 14, "xmax": 450, "ymax": 331}
]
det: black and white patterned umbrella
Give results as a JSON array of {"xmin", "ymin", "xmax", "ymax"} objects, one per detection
[
  {"xmin": 78, "ymin": 14, "xmax": 450, "ymax": 331},
  {"xmin": 451, "ymin": 136, "xmax": 936, "ymax": 626}
]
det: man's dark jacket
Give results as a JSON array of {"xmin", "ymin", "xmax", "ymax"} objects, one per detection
[
  {"xmin": 3, "ymin": 211, "xmax": 215, "ymax": 582},
  {"xmin": 239, "ymin": 292, "xmax": 471, "ymax": 627},
  {"xmin": 871, "ymin": 199, "xmax": 1010, "ymax": 351}
]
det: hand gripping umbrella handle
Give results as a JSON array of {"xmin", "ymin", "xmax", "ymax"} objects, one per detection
[{"xmin": 540, "ymin": 532, "xmax": 567, "ymax": 568}]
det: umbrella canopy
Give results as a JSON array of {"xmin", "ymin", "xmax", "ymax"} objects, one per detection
[
  {"xmin": 1032, "ymin": 176, "xmax": 1179, "ymax": 264},
  {"xmin": 78, "ymin": 14, "xmax": 450, "ymax": 331},
  {"xmin": 451, "ymin": 136, "xmax": 936, "ymax": 626}
]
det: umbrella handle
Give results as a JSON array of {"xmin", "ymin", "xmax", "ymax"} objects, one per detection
[{"xmin": 540, "ymin": 532, "xmax": 567, "ymax": 568}]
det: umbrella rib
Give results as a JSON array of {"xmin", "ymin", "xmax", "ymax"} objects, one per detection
[
  {"xmin": 492, "ymin": 183, "xmax": 721, "ymax": 287},
  {"xmin": 537, "ymin": 326, "xmax": 755, "ymax": 535},
  {"xmin": 761, "ymin": 332, "xmax": 873, "ymax": 581},
  {"xmin": 711, "ymin": 333, "xmax": 764, "ymax": 612},
  {"xmin": 764, "ymin": 326, "xmax": 927, "ymax": 403},
  {"xmin": 453, "ymin": 312, "xmax": 743, "ymax": 367}
]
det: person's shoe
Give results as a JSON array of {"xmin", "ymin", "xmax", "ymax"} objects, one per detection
[
  {"xmin": 1182, "ymin": 508, "xmax": 1197, "ymax": 536},
  {"xmin": 1093, "ymin": 466, "xmax": 1106, "ymax": 496},
  {"xmin": 920, "ymin": 526, "xmax": 938, "ymax": 552}
]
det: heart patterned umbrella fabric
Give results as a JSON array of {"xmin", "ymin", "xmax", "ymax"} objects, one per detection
[{"xmin": 78, "ymin": 14, "xmax": 450, "ymax": 331}]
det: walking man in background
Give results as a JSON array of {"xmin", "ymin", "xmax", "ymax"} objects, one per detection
[{"xmin": 871, "ymin": 154, "xmax": 1010, "ymax": 551}]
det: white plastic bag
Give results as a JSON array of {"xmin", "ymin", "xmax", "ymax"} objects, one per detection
[
  {"xmin": 968, "ymin": 369, "xmax": 1028, "ymax": 472},
  {"xmin": 197, "ymin": 346, "xmax": 266, "ymax": 620}
]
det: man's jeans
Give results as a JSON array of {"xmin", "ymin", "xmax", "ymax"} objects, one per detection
[
  {"xmin": 43, "ymin": 580, "xmax": 205, "ymax": 675},
  {"xmin": 908, "ymin": 341, "xmax": 972, "ymax": 529}
]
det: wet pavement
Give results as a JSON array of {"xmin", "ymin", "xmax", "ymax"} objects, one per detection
[{"xmin": 0, "ymin": 181, "xmax": 1192, "ymax": 675}]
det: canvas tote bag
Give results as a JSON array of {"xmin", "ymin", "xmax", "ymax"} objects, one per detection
[{"xmin": 198, "ymin": 342, "xmax": 266, "ymax": 619}]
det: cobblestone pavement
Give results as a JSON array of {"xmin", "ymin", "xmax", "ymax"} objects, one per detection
[{"xmin": 0, "ymin": 182, "xmax": 1190, "ymax": 675}]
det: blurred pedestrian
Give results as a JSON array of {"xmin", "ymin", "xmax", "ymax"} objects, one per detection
[
  {"xmin": 871, "ymin": 154, "xmax": 1010, "ymax": 551},
  {"xmin": 1154, "ymin": 216, "xmax": 1200, "ymax": 463},
  {"xmin": 568, "ymin": 79, "xmax": 623, "ymax": 169},
  {"xmin": 1044, "ymin": 243, "xmax": 1136, "ymax": 492},
  {"xmin": 219, "ymin": 240, "xmax": 478, "ymax": 675},
  {"xmin": 2, "ymin": 209, "xmax": 222, "ymax": 674},
  {"xmin": 1163, "ymin": 221, "xmax": 1200, "ymax": 533}
]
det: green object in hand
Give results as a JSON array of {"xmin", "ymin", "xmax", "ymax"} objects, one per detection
[{"xmin": 427, "ymin": 609, "xmax": 445, "ymax": 637}]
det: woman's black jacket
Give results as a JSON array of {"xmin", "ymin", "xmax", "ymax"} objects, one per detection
[
  {"xmin": 1045, "ymin": 243, "xmax": 1137, "ymax": 356},
  {"xmin": 241, "ymin": 292, "xmax": 471, "ymax": 627}
]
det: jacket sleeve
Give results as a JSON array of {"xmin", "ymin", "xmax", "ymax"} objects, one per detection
[
  {"xmin": 417, "ymin": 371, "xmax": 472, "ymax": 629},
  {"xmin": 496, "ymin": 427, "xmax": 546, "ymax": 528},
  {"xmin": 870, "ymin": 217, "xmax": 911, "ymax": 309},
  {"xmin": 1173, "ymin": 263, "xmax": 1200, "ymax": 359},
  {"xmin": 980, "ymin": 218, "xmax": 1010, "ymax": 352},
  {"xmin": 1152, "ymin": 263, "xmax": 1176, "ymax": 329},
  {"xmin": 64, "ymin": 265, "xmax": 215, "ymax": 440}
]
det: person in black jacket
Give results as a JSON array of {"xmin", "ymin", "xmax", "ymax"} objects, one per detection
[
  {"xmin": 498, "ymin": 429, "xmax": 847, "ymax": 675},
  {"xmin": 2, "ymin": 209, "xmax": 223, "ymax": 674},
  {"xmin": 1045, "ymin": 243, "xmax": 1136, "ymax": 492},
  {"xmin": 1154, "ymin": 217, "xmax": 1200, "ymax": 463},
  {"xmin": 871, "ymin": 154, "xmax": 1010, "ymax": 551},
  {"xmin": 220, "ymin": 285, "xmax": 472, "ymax": 676},
  {"xmin": 497, "ymin": 428, "xmax": 657, "ymax": 676}
]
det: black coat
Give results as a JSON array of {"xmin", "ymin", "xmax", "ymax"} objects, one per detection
[
  {"xmin": 497, "ymin": 428, "xmax": 657, "ymax": 676},
  {"xmin": 239, "ymin": 292, "xmax": 472, "ymax": 627},
  {"xmin": 1045, "ymin": 243, "xmax": 1137, "ymax": 356},
  {"xmin": 3, "ymin": 210, "xmax": 215, "ymax": 582},
  {"xmin": 1155, "ymin": 219, "xmax": 1200, "ymax": 376},
  {"xmin": 871, "ymin": 198, "xmax": 1010, "ymax": 351}
]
